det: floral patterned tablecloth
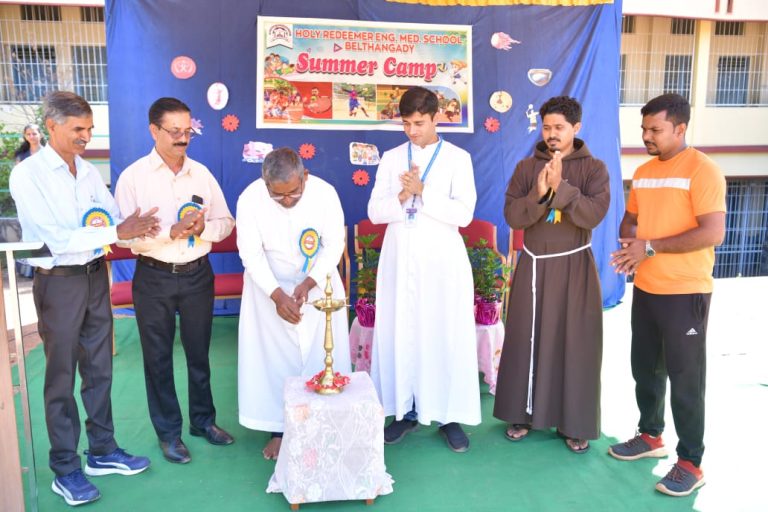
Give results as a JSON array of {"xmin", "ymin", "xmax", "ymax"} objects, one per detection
[{"xmin": 267, "ymin": 372, "xmax": 394, "ymax": 505}]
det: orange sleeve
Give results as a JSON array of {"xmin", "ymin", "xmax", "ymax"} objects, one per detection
[{"xmin": 690, "ymin": 159, "xmax": 726, "ymax": 217}]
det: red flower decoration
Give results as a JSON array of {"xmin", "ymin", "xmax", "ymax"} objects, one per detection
[
  {"xmin": 352, "ymin": 169, "xmax": 370, "ymax": 187},
  {"xmin": 305, "ymin": 370, "xmax": 351, "ymax": 392},
  {"xmin": 299, "ymin": 143, "xmax": 316, "ymax": 160},
  {"xmin": 221, "ymin": 114, "xmax": 240, "ymax": 132},
  {"xmin": 484, "ymin": 116, "xmax": 500, "ymax": 133}
]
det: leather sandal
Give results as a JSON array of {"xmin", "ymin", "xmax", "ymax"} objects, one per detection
[{"xmin": 504, "ymin": 424, "xmax": 531, "ymax": 442}]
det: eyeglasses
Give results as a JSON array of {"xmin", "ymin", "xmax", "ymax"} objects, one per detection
[
  {"xmin": 267, "ymin": 178, "xmax": 305, "ymax": 202},
  {"xmin": 157, "ymin": 125, "xmax": 195, "ymax": 140}
]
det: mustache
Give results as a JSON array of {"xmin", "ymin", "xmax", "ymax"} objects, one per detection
[
  {"xmin": 547, "ymin": 139, "xmax": 560, "ymax": 143},
  {"xmin": 173, "ymin": 142, "xmax": 188, "ymax": 147}
]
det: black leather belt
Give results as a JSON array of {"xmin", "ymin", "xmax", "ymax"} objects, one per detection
[
  {"xmin": 138, "ymin": 255, "xmax": 208, "ymax": 274},
  {"xmin": 35, "ymin": 257, "xmax": 104, "ymax": 277}
]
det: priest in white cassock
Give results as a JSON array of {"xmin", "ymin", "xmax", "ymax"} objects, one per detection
[
  {"xmin": 236, "ymin": 147, "xmax": 351, "ymax": 461},
  {"xmin": 368, "ymin": 87, "xmax": 480, "ymax": 453}
]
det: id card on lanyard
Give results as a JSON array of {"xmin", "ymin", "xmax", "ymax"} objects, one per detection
[{"xmin": 405, "ymin": 136, "xmax": 442, "ymax": 227}]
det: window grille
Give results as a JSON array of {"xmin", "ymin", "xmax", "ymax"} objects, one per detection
[
  {"xmin": 0, "ymin": 9, "xmax": 107, "ymax": 104},
  {"xmin": 715, "ymin": 179, "xmax": 768, "ymax": 278},
  {"xmin": 622, "ymin": 15, "xmax": 635, "ymax": 34},
  {"xmin": 80, "ymin": 7, "xmax": 104, "ymax": 23},
  {"xmin": 20, "ymin": 5, "xmax": 61, "ymax": 22},
  {"xmin": 706, "ymin": 21, "xmax": 766, "ymax": 106},
  {"xmin": 620, "ymin": 17, "xmax": 696, "ymax": 106}
]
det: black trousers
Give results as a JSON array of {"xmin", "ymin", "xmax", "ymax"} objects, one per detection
[
  {"xmin": 33, "ymin": 264, "xmax": 117, "ymax": 476},
  {"xmin": 631, "ymin": 287, "xmax": 711, "ymax": 466},
  {"xmin": 133, "ymin": 258, "xmax": 216, "ymax": 442}
]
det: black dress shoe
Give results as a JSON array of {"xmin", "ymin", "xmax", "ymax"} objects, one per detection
[
  {"xmin": 160, "ymin": 438, "xmax": 191, "ymax": 464},
  {"xmin": 189, "ymin": 424, "xmax": 235, "ymax": 446}
]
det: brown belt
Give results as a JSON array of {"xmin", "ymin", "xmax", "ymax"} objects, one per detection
[
  {"xmin": 35, "ymin": 257, "xmax": 104, "ymax": 277},
  {"xmin": 137, "ymin": 255, "xmax": 208, "ymax": 274}
]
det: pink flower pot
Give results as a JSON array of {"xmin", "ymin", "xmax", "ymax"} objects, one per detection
[
  {"xmin": 355, "ymin": 298, "xmax": 376, "ymax": 327},
  {"xmin": 475, "ymin": 300, "xmax": 502, "ymax": 325}
]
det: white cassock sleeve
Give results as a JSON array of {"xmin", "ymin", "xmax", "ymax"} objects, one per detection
[
  {"xmin": 420, "ymin": 149, "xmax": 476, "ymax": 228},
  {"xmin": 236, "ymin": 191, "xmax": 280, "ymax": 297},
  {"xmin": 367, "ymin": 150, "xmax": 405, "ymax": 224},
  {"xmin": 308, "ymin": 187, "xmax": 345, "ymax": 286}
]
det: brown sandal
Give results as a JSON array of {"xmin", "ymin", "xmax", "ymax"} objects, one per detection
[
  {"xmin": 504, "ymin": 424, "xmax": 531, "ymax": 442},
  {"xmin": 557, "ymin": 430, "xmax": 590, "ymax": 453}
]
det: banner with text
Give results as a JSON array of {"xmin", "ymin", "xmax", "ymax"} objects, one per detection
[{"xmin": 257, "ymin": 16, "xmax": 473, "ymax": 131}]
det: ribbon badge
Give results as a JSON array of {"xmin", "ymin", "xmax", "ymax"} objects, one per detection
[
  {"xmin": 299, "ymin": 228, "xmax": 320, "ymax": 273},
  {"xmin": 178, "ymin": 202, "xmax": 203, "ymax": 247},
  {"xmin": 546, "ymin": 208, "xmax": 562, "ymax": 224},
  {"xmin": 82, "ymin": 207, "xmax": 114, "ymax": 255}
]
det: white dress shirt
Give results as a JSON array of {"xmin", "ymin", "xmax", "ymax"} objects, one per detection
[
  {"xmin": 9, "ymin": 144, "xmax": 121, "ymax": 268},
  {"xmin": 114, "ymin": 148, "xmax": 234, "ymax": 263}
]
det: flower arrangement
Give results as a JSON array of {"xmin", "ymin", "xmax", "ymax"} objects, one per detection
[
  {"xmin": 305, "ymin": 370, "xmax": 350, "ymax": 392},
  {"xmin": 353, "ymin": 233, "xmax": 380, "ymax": 327},
  {"xmin": 467, "ymin": 238, "xmax": 512, "ymax": 325}
]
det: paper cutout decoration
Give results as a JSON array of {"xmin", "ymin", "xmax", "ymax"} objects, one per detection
[
  {"xmin": 490, "ymin": 32, "xmax": 521, "ymax": 50},
  {"xmin": 527, "ymin": 68, "xmax": 552, "ymax": 87},
  {"xmin": 191, "ymin": 118, "xmax": 204, "ymax": 136},
  {"xmin": 526, "ymin": 104, "xmax": 539, "ymax": 134},
  {"xmin": 81, "ymin": 207, "xmax": 113, "ymax": 255},
  {"xmin": 349, "ymin": 142, "xmax": 380, "ymax": 166},
  {"xmin": 171, "ymin": 56, "xmax": 196, "ymax": 79},
  {"xmin": 222, "ymin": 114, "xmax": 239, "ymax": 132},
  {"xmin": 484, "ymin": 117, "xmax": 500, "ymax": 133},
  {"xmin": 352, "ymin": 169, "xmax": 370, "ymax": 187},
  {"xmin": 299, "ymin": 143, "xmax": 316, "ymax": 160},
  {"xmin": 490, "ymin": 91, "xmax": 513, "ymax": 113},
  {"xmin": 207, "ymin": 82, "xmax": 229, "ymax": 110},
  {"xmin": 243, "ymin": 141, "xmax": 273, "ymax": 164}
]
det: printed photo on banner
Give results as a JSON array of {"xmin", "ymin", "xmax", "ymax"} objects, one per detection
[
  {"xmin": 256, "ymin": 16, "xmax": 472, "ymax": 132},
  {"xmin": 349, "ymin": 142, "xmax": 380, "ymax": 166}
]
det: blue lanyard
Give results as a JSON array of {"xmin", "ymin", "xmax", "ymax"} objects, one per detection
[{"xmin": 407, "ymin": 136, "xmax": 443, "ymax": 184}]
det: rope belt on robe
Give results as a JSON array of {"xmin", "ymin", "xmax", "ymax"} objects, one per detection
[{"xmin": 522, "ymin": 242, "xmax": 592, "ymax": 415}]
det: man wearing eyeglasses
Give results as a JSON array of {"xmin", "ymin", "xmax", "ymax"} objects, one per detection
[
  {"xmin": 114, "ymin": 97, "xmax": 235, "ymax": 465},
  {"xmin": 235, "ymin": 147, "xmax": 351, "ymax": 461}
]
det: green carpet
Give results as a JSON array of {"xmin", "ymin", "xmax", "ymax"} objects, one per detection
[{"xmin": 18, "ymin": 317, "xmax": 704, "ymax": 511}]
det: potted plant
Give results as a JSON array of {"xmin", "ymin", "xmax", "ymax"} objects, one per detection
[
  {"xmin": 353, "ymin": 233, "xmax": 380, "ymax": 327},
  {"xmin": 467, "ymin": 238, "xmax": 511, "ymax": 325}
]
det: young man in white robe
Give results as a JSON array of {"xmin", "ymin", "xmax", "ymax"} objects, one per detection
[
  {"xmin": 368, "ymin": 87, "xmax": 481, "ymax": 452},
  {"xmin": 236, "ymin": 147, "xmax": 351, "ymax": 460}
]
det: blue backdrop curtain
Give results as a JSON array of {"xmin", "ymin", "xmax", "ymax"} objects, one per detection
[{"xmin": 105, "ymin": 0, "xmax": 625, "ymax": 311}]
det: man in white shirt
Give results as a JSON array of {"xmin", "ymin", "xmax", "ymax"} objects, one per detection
[
  {"xmin": 368, "ymin": 87, "xmax": 480, "ymax": 452},
  {"xmin": 236, "ymin": 147, "xmax": 351, "ymax": 460},
  {"xmin": 115, "ymin": 97, "xmax": 235, "ymax": 464},
  {"xmin": 10, "ymin": 91, "xmax": 157, "ymax": 506}
]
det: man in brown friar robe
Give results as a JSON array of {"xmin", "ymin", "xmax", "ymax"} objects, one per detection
[{"xmin": 493, "ymin": 96, "xmax": 610, "ymax": 453}]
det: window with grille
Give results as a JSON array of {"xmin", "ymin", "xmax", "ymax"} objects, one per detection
[
  {"xmin": 707, "ymin": 21, "xmax": 765, "ymax": 106},
  {"xmin": 72, "ymin": 46, "xmax": 107, "ymax": 103},
  {"xmin": 20, "ymin": 5, "xmax": 61, "ymax": 22},
  {"xmin": 715, "ymin": 21, "xmax": 745, "ymax": 36},
  {"xmin": 10, "ymin": 45, "xmax": 58, "ymax": 102},
  {"xmin": 80, "ymin": 7, "xmax": 105, "ymax": 23},
  {"xmin": 619, "ymin": 17, "xmax": 696, "ymax": 106},
  {"xmin": 664, "ymin": 55, "xmax": 692, "ymax": 100},
  {"xmin": 715, "ymin": 56, "xmax": 750, "ymax": 105},
  {"xmin": 671, "ymin": 19, "xmax": 695, "ymax": 35},
  {"xmin": 622, "ymin": 16, "xmax": 635, "ymax": 34},
  {"xmin": 715, "ymin": 179, "xmax": 768, "ymax": 278}
]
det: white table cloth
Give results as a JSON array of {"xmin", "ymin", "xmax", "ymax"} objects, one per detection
[{"xmin": 267, "ymin": 372, "xmax": 394, "ymax": 506}]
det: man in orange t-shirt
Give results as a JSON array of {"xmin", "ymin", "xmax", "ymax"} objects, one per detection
[{"xmin": 608, "ymin": 94, "xmax": 726, "ymax": 498}]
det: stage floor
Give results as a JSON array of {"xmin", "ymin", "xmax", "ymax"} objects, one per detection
[{"xmin": 16, "ymin": 278, "xmax": 768, "ymax": 511}]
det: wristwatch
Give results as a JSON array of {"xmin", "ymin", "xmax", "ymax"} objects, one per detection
[{"xmin": 645, "ymin": 240, "xmax": 656, "ymax": 258}]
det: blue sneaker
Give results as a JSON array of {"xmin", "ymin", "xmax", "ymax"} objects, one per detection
[
  {"xmin": 51, "ymin": 469, "xmax": 101, "ymax": 506},
  {"xmin": 84, "ymin": 448, "xmax": 151, "ymax": 476}
]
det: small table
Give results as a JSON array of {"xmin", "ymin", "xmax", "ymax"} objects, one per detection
[
  {"xmin": 349, "ymin": 317, "xmax": 374, "ymax": 372},
  {"xmin": 476, "ymin": 322, "xmax": 505, "ymax": 395},
  {"xmin": 267, "ymin": 372, "xmax": 394, "ymax": 509},
  {"xmin": 349, "ymin": 318, "xmax": 505, "ymax": 395}
]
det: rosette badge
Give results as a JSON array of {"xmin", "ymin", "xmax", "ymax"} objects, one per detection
[
  {"xmin": 82, "ymin": 207, "xmax": 114, "ymax": 255},
  {"xmin": 177, "ymin": 202, "xmax": 203, "ymax": 247},
  {"xmin": 299, "ymin": 228, "xmax": 320, "ymax": 273}
]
